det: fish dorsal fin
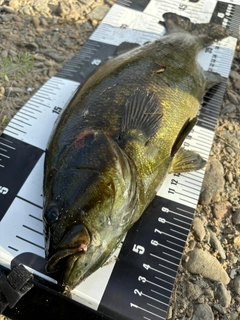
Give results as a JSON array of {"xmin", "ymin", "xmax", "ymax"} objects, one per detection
[
  {"xmin": 118, "ymin": 89, "xmax": 162, "ymax": 144},
  {"xmin": 171, "ymin": 117, "xmax": 198, "ymax": 157}
]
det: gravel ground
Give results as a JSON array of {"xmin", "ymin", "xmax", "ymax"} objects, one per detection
[{"xmin": 0, "ymin": 1, "xmax": 240, "ymax": 320}]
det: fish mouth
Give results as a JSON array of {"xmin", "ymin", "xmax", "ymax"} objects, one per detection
[{"xmin": 45, "ymin": 224, "xmax": 90, "ymax": 273}]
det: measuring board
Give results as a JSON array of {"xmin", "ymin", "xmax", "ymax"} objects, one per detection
[{"xmin": 0, "ymin": 0, "xmax": 239, "ymax": 319}]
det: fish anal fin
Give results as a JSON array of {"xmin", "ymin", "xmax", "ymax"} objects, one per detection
[
  {"xmin": 204, "ymin": 71, "xmax": 222, "ymax": 91},
  {"xmin": 169, "ymin": 147, "xmax": 206, "ymax": 173},
  {"xmin": 171, "ymin": 117, "xmax": 198, "ymax": 157},
  {"xmin": 119, "ymin": 89, "xmax": 162, "ymax": 144}
]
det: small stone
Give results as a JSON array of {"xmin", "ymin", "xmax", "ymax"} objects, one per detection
[
  {"xmin": 230, "ymin": 312, "xmax": 239, "ymax": 320},
  {"xmin": 166, "ymin": 305, "xmax": 172, "ymax": 319},
  {"xmin": 219, "ymin": 130, "xmax": 239, "ymax": 149},
  {"xmin": 192, "ymin": 304, "xmax": 214, "ymax": 320},
  {"xmin": 232, "ymin": 209, "xmax": 240, "ymax": 225},
  {"xmin": 87, "ymin": 5, "xmax": 109, "ymax": 20},
  {"xmin": 188, "ymin": 239, "xmax": 195, "ymax": 250},
  {"xmin": 12, "ymin": 14, "xmax": 21, "ymax": 22},
  {"xmin": 232, "ymin": 275, "xmax": 240, "ymax": 295},
  {"xmin": 33, "ymin": 1, "xmax": 51, "ymax": 16},
  {"xmin": 226, "ymin": 171, "xmax": 233, "ymax": 183},
  {"xmin": 80, "ymin": 0, "xmax": 95, "ymax": 5},
  {"xmin": 199, "ymin": 158, "xmax": 225, "ymax": 205},
  {"xmin": 1, "ymin": 50, "xmax": 8, "ymax": 58},
  {"xmin": 6, "ymin": 87, "xmax": 26, "ymax": 95},
  {"xmin": 41, "ymin": 50, "xmax": 65, "ymax": 63},
  {"xmin": 2, "ymin": 14, "xmax": 13, "ymax": 22},
  {"xmin": 213, "ymin": 201, "xmax": 231, "ymax": 222},
  {"xmin": 8, "ymin": 49, "xmax": 17, "ymax": 57},
  {"xmin": 3, "ymin": 5, "xmax": 15, "ymax": 13},
  {"xmin": 185, "ymin": 281, "xmax": 203, "ymax": 301},
  {"xmin": 213, "ymin": 304, "xmax": 226, "ymax": 314},
  {"xmin": 48, "ymin": 69, "xmax": 57, "ymax": 78},
  {"xmin": 221, "ymin": 103, "xmax": 237, "ymax": 114},
  {"xmin": 40, "ymin": 17, "xmax": 48, "ymax": 27},
  {"xmin": 0, "ymin": 86, "xmax": 5, "ymax": 99},
  {"xmin": 186, "ymin": 249, "xmax": 230, "ymax": 285},
  {"xmin": 228, "ymin": 253, "xmax": 238, "ymax": 264},
  {"xmin": 230, "ymin": 268, "xmax": 238, "ymax": 279},
  {"xmin": 208, "ymin": 229, "xmax": 226, "ymax": 259},
  {"xmin": 227, "ymin": 91, "xmax": 239, "ymax": 105},
  {"xmin": 91, "ymin": 19, "xmax": 99, "ymax": 27},
  {"xmin": 192, "ymin": 217, "xmax": 205, "ymax": 241},
  {"xmin": 8, "ymin": 0, "xmax": 18, "ymax": 8},
  {"xmin": 234, "ymin": 79, "xmax": 240, "ymax": 93},
  {"xmin": 32, "ymin": 16, "xmax": 40, "ymax": 28},
  {"xmin": 233, "ymin": 235, "xmax": 240, "ymax": 247},
  {"xmin": 24, "ymin": 42, "xmax": 39, "ymax": 51},
  {"xmin": 229, "ymin": 70, "xmax": 240, "ymax": 81},
  {"xmin": 214, "ymin": 282, "xmax": 231, "ymax": 307},
  {"xmin": 203, "ymin": 288, "xmax": 214, "ymax": 300},
  {"xmin": 58, "ymin": 1, "xmax": 70, "ymax": 16},
  {"xmin": 51, "ymin": 33, "xmax": 60, "ymax": 45}
]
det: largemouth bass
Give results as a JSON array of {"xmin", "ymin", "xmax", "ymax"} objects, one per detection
[{"xmin": 43, "ymin": 13, "xmax": 231, "ymax": 291}]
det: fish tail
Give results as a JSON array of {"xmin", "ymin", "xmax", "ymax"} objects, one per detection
[{"xmin": 161, "ymin": 12, "xmax": 232, "ymax": 46}]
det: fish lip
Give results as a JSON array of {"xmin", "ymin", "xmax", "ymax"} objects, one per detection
[{"xmin": 45, "ymin": 242, "xmax": 87, "ymax": 273}]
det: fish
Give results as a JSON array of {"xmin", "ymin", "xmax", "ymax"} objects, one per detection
[{"xmin": 43, "ymin": 12, "xmax": 231, "ymax": 291}]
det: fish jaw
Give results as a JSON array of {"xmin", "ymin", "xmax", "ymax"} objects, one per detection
[
  {"xmin": 62, "ymin": 233, "xmax": 122, "ymax": 290},
  {"xmin": 45, "ymin": 224, "xmax": 90, "ymax": 273}
]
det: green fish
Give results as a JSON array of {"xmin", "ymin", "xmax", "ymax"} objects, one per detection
[{"xmin": 43, "ymin": 13, "xmax": 231, "ymax": 291}]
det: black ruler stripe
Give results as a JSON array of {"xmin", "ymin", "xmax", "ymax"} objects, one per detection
[
  {"xmin": 11, "ymin": 119, "xmax": 31, "ymax": 127},
  {"xmin": 29, "ymin": 214, "xmax": 42, "ymax": 222},
  {"xmin": 15, "ymin": 114, "xmax": 32, "ymax": 122},
  {"xmin": 23, "ymin": 224, "xmax": 43, "ymax": 236},
  {"xmin": 23, "ymin": 105, "xmax": 42, "ymax": 113},
  {"xmin": 15, "ymin": 235, "xmax": 44, "ymax": 250},
  {"xmin": 6, "ymin": 125, "xmax": 26, "ymax": 134},
  {"xmin": 19, "ymin": 108, "xmax": 38, "ymax": 117},
  {"xmin": 0, "ymin": 134, "xmax": 44, "ymax": 221}
]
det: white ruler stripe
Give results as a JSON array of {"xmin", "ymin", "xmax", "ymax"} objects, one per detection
[{"xmin": 3, "ymin": 78, "xmax": 79, "ymax": 149}]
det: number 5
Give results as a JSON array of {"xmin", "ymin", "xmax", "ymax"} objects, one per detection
[{"xmin": 132, "ymin": 244, "xmax": 145, "ymax": 254}]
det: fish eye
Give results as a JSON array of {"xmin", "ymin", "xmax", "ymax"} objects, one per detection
[{"xmin": 45, "ymin": 203, "xmax": 59, "ymax": 224}]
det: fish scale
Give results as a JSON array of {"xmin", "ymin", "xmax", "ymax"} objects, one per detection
[{"xmin": 0, "ymin": 0, "xmax": 239, "ymax": 319}]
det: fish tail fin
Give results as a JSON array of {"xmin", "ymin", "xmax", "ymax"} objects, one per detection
[{"xmin": 161, "ymin": 12, "xmax": 231, "ymax": 46}]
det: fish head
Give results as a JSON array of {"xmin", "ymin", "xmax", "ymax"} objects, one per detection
[{"xmin": 43, "ymin": 130, "xmax": 137, "ymax": 289}]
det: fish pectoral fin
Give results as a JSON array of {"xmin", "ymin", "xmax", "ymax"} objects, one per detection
[
  {"xmin": 204, "ymin": 71, "xmax": 222, "ymax": 91},
  {"xmin": 118, "ymin": 89, "xmax": 162, "ymax": 144},
  {"xmin": 171, "ymin": 117, "xmax": 198, "ymax": 157},
  {"xmin": 169, "ymin": 147, "xmax": 206, "ymax": 173}
]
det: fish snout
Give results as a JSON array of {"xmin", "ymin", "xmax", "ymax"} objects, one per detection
[{"xmin": 45, "ymin": 224, "xmax": 90, "ymax": 273}]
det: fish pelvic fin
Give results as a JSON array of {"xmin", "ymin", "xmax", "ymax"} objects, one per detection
[
  {"xmin": 118, "ymin": 89, "xmax": 162, "ymax": 145},
  {"xmin": 169, "ymin": 147, "xmax": 206, "ymax": 173},
  {"xmin": 161, "ymin": 12, "xmax": 232, "ymax": 46}
]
